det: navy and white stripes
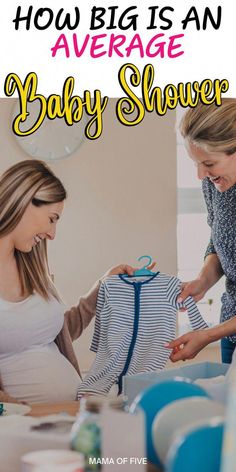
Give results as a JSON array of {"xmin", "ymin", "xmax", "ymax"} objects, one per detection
[{"xmin": 77, "ymin": 273, "xmax": 208, "ymax": 397}]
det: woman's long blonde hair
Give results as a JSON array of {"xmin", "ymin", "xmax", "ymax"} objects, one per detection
[
  {"xmin": 180, "ymin": 99, "xmax": 236, "ymax": 155},
  {"xmin": 0, "ymin": 159, "xmax": 67, "ymax": 301}
]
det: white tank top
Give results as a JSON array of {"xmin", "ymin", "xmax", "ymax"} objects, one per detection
[{"xmin": 0, "ymin": 293, "xmax": 79, "ymax": 403}]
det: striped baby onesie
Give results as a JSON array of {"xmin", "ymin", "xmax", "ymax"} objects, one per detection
[{"xmin": 77, "ymin": 273, "xmax": 208, "ymax": 397}]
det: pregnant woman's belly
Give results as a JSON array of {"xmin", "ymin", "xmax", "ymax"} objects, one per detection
[{"xmin": 0, "ymin": 342, "xmax": 79, "ymax": 403}]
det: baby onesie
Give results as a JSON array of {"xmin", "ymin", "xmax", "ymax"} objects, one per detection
[{"xmin": 77, "ymin": 273, "xmax": 208, "ymax": 396}]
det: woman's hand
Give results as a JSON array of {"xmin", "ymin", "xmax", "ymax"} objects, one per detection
[
  {"xmin": 103, "ymin": 262, "xmax": 156, "ymax": 278},
  {"xmin": 165, "ymin": 329, "xmax": 211, "ymax": 362},
  {"xmin": 178, "ymin": 278, "xmax": 208, "ymax": 304},
  {"xmin": 0, "ymin": 391, "xmax": 28, "ymax": 405},
  {"xmin": 103, "ymin": 264, "xmax": 136, "ymax": 278},
  {"xmin": 177, "ymin": 278, "xmax": 209, "ymax": 313}
]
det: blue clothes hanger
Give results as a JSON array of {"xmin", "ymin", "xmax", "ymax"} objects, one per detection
[
  {"xmin": 134, "ymin": 255, "xmax": 155, "ymax": 276},
  {"xmin": 122, "ymin": 255, "xmax": 157, "ymax": 278}
]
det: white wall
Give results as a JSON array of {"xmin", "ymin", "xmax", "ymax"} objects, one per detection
[{"xmin": 0, "ymin": 98, "xmax": 177, "ymax": 370}]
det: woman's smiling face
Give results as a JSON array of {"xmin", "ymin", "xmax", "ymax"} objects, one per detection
[
  {"xmin": 187, "ymin": 141, "xmax": 236, "ymax": 192},
  {"xmin": 11, "ymin": 201, "xmax": 64, "ymax": 253}
]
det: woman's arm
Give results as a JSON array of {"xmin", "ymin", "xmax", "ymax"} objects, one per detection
[
  {"xmin": 178, "ymin": 253, "xmax": 224, "ymax": 303},
  {"xmin": 166, "ymin": 316, "xmax": 236, "ymax": 362},
  {"xmin": 180, "ymin": 178, "xmax": 223, "ymax": 302},
  {"xmin": 64, "ymin": 279, "xmax": 100, "ymax": 341},
  {"xmin": 198, "ymin": 253, "xmax": 224, "ymax": 291},
  {"xmin": 64, "ymin": 264, "xmax": 136, "ymax": 340}
]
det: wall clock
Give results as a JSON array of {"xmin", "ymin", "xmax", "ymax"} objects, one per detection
[{"xmin": 12, "ymin": 100, "xmax": 88, "ymax": 161}]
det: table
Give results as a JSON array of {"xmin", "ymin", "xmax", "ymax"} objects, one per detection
[{"xmin": 28, "ymin": 401, "xmax": 79, "ymax": 417}]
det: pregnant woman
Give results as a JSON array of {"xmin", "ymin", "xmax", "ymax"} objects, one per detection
[{"xmin": 0, "ymin": 159, "xmax": 134, "ymax": 404}]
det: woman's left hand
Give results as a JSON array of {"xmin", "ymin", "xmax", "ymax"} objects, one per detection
[
  {"xmin": 103, "ymin": 264, "xmax": 136, "ymax": 277},
  {"xmin": 103, "ymin": 262, "xmax": 156, "ymax": 278}
]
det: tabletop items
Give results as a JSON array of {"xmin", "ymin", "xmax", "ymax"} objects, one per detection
[
  {"xmin": 122, "ymin": 362, "xmax": 232, "ymax": 471},
  {"xmin": 0, "ymin": 414, "xmax": 75, "ymax": 472},
  {"xmin": 71, "ymin": 396, "xmax": 103, "ymax": 472},
  {"xmin": 70, "ymin": 395, "xmax": 145, "ymax": 472},
  {"xmin": 130, "ymin": 378, "xmax": 210, "ymax": 466},
  {"xmin": 0, "ymin": 363, "xmax": 230, "ymax": 472},
  {"xmin": 130, "ymin": 377, "xmax": 226, "ymax": 471},
  {"xmin": 0, "ymin": 397, "xmax": 144, "ymax": 472}
]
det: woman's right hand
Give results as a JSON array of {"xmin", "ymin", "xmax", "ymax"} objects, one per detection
[
  {"xmin": 177, "ymin": 278, "xmax": 208, "ymax": 304},
  {"xmin": 0, "ymin": 391, "xmax": 27, "ymax": 405},
  {"xmin": 165, "ymin": 329, "xmax": 211, "ymax": 362}
]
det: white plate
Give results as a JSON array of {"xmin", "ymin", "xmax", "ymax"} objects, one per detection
[{"xmin": 0, "ymin": 402, "xmax": 31, "ymax": 416}]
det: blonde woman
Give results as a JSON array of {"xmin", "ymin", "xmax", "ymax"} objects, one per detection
[
  {"xmin": 0, "ymin": 159, "xmax": 135, "ymax": 404},
  {"xmin": 166, "ymin": 99, "xmax": 236, "ymax": 364}
]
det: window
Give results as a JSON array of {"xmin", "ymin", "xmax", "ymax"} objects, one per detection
[{"xmin": 176, "ymin": 106, "xmax": 224, "ymax": 334}]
